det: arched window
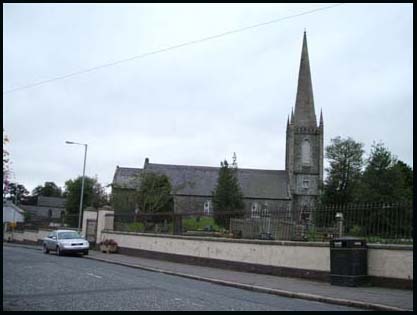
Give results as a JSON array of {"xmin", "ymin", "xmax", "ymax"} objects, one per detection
[
  {"xmin": 251, "ymin": 202, "xmax": 259, "ymax": 218},
  {"xmin": 204, "ymin": 200, "xmax": 211, "ymax": 216},
  {"xmin": 301, "ymin": 139, "xmax": 312, "ymax": 166}
]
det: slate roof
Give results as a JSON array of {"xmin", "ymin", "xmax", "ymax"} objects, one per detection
[
  {"xmin": 37, "ymin": 196, "xmax": 66, "ymax": 208},
  {"xmin": 113, "ymin": 163, "xmax": 290, "ymax": 200},
  {"xmin": 112, "ymin": 167, "xmax": 143, "ymax": 189}
]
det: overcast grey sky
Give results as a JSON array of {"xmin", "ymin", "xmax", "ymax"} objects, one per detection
[{"xmin": 3, "ymin": 3, "xmax": 413, "ymax": 194}]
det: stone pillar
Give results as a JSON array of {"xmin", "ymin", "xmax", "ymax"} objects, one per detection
[
  {"xmin": 96, "ymin": 206, "xmax": 114, "ymax": 243},
  {"xmin": 81, "ymin": 209, "xmax": 98, "ymax": 237}
]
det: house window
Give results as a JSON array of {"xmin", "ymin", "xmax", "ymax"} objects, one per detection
[
  {"xmin": 302, "ymin": 180, "xmax": 309, "ymax": 190},
  {"xmin": 48, "ymin": 209, "xmax": 52, "ymax": 218}
]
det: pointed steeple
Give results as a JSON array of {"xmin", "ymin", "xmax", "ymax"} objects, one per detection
[
  {"xmin": 319, "ymin": 108, "xmax": 323, "ymax": 127},
  {"xmin": 290, "ymin": 107, "xmax": 294, "ymax": 124},
  {"xmin": 294, "ymin": 31, "xmax": 317, "ymax": 127}
]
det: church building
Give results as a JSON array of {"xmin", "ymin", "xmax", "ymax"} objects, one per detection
[{"xmin": 111, "ymin": 32, "xmax": 323, "ymax": 221}]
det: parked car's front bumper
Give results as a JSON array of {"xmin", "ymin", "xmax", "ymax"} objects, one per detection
[{"xmin": 61, "ymin": 245, "xmax": 89, "ymax": 253}]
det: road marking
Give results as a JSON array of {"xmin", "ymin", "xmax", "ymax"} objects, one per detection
[
  {"xmin": 191, "ymin": 302, "xmax": 204, "ymax": 307},
  {"xmin": 86, "ymin": 272, "xmax": 102, "ymax": 279}
]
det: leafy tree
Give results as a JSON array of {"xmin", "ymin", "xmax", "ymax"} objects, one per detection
[
  {"xmin": 3, "ymin": 129, "xmax": 10, "ymax": 196},
  {"xmin": 212, "ymin": 160, "xmax": 245, "ymax": 229},
  {"xmin": 64, "ymin": 176, "xmax": 109, "ymax": 226},
  {"xmin": 3, "ymin": 129, "xmax": 9, "ymax": 178},
  {"xmin": 5, "ymin": 182, "xmax": 29, "ymax": 205},
  {"xmin": 321, "ymin": 137, "xmax": 365, "ymax": 205},
  {"xmin": 357, "ymin": 143, "xmax": 412, "ymax": 202},
  {"xmin": 134, "ymin": 172, "xmax": 174, "ymax": 227},
  {"xmin": 353, "ymin": 143, "xmax": 413, "ymax": 236},
  {"xmin": 392, "ymin": 160, "xmax": 413, "ymax": 199},
  {"xmin": 32, "ymin": 182, "xmax": 63, "ymax": 197}
]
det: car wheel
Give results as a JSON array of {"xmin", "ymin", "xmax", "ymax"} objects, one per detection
[
  {"xmin": 57, "ymin": 246, "xmax": 63, "ymax": 256},
  {"xmin": 83, "ymin": 250, "xmax": 89, "ymax": 256},
  {"xmin": 43, "ymin": 244, "xmax": 49, "ymax": 254}
]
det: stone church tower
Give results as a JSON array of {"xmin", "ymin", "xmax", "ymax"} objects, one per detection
[{"xmin": 286, "ymin": 32, "xmax": 324, "ymax": 221}]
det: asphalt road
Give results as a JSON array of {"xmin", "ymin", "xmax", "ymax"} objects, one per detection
[{"xmin": 3, "ymin": 246, "xmax": 363, "ymax": 311}]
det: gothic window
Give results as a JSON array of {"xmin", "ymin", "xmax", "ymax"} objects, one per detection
[
  {"xmin": 251, "ymin": 202, "xmax": 260, "ymax": 218},
  {"xmin": 301, "ymin": 139, "xmax": 312, "ymax": 166},
  {"xmin": 204, "ymin": 200, "xmax": 211, "ymax": 216}
]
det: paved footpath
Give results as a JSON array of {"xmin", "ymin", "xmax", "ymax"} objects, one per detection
[{"xmin": 5, "ymin": 243, "xmax": 413, "ymax": 311}]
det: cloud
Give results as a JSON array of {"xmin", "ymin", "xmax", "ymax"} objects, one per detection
[{"xmin": 3, "ymin": 3, "xmax": 413, "ymax": 193}]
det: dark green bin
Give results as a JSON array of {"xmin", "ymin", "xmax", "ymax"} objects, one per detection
[{"xmin": 330, "ymin": 237, "xmax": 368, "ymax": 287}]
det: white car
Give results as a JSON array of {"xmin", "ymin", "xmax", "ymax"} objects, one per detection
[{"xmin": 42, "ymin": 229, "xmax": 89, "ymax": 256}]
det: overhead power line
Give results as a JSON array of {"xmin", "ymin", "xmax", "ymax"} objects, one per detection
[{"xmin": 3, "ymin": 3, "xmax": 344, "ymax": 95}]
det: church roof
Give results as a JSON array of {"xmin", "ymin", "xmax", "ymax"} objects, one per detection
[{"xmin": 112, "ymin": 163, "xmax": 290, "ymax": 200}]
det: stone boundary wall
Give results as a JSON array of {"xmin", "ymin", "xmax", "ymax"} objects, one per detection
[
  {"xmin": 4, "ymin": 229, "xmax": 53, "ymax": 244},
  {"xmin": 100, "ymin": 230, "xmax": 412, "ymax": 289}
]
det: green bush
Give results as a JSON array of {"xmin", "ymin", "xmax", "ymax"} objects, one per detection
[
  {"xmin": 306, "ymin": 227, "xmax": 319, "ymax": 241},
  {"xmin": 127, "ymin": 222, "xmax": 145, "ymax": 233},
  {"xmin": 183, "ymin": 216, "xmax": 220, "ymax": 232},
  {"xmin": 349, "ymin": 225, "xmax": 363, "ymax": 237}
]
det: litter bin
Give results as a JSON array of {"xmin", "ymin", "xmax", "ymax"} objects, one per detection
[{"xmin": 330, "ymin": 237, "xmax": 368, "ymax": 287}]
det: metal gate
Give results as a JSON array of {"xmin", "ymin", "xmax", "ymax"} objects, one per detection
[{"xmin": 86, "ymin": 219, "xmax": 97, "ymax": 245}]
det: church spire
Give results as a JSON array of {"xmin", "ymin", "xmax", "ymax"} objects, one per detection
[
  {"xmin": 290, "ymin": 107, "xmax": 294, "ymax": 124},
  {"xmin": 294, "ymin": 31, "xmax": 317, "ymax": 127},
  {"xmin": 319, "ymin": 108, "xmax": 323, "ymax": 127}
]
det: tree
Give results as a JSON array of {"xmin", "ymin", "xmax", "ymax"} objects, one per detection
[
  {"xmin": 3, "ymin": 129, "xmax": 10, "ymax": 196},
  {"xmin": 354, "ymin": 143, "xmax": 413, "ymax": 236},
  {"xmin": 357, "ymin": 143, "xmax": 412, "ymax": 202},
  {"xmin": 5, "ymin": 183, "xmax": 29, "ymax": 205},
  {"xmin": 392, "ymin": 160, "xmax": 413, "ymax": 199},
  {"xmin": 212, "ymin": 159, "xmax": 245, "ymax": 229},
  {"xmin": 321, "ymin": 137, "xmax": 365, "ymax": 205},
  {"xmin": 134, "ymin": 172, "xmax": 174, "ymax": 226},
  {"xmin": 64, "ymin": 176, "xmax": 109, "ymax": 226},
  {"xmin": 32, "ymin": 182, "xmax": 63, "ymax": 198}
]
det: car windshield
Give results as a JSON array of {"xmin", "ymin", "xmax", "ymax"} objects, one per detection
[{"xmin": 58, "ymin": 231, "xmax": 81, "ymax": 239}]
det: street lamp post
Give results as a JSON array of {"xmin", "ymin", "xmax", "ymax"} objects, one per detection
[{"xmin": 65, "ymin": 141, "xmax": 88, "ymax": 231}]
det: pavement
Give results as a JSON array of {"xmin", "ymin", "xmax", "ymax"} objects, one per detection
[{"xmin": 4, "ymin": 242, "xmax": 413, "ymax": 311}]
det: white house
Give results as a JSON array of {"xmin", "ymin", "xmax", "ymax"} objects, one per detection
[{"xmin": 3, "ymin": 200, "xmax": 25, "ymax": 223}]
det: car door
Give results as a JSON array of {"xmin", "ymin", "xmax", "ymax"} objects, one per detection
[
  {"xmin": 48, "ymin": 231, "xmax": 57, "ymax": 250},
  {"xmin": 45, "ymin": 232, "xmax": 53, "ymax": 249}
]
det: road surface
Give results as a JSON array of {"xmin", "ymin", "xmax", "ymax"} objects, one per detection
[{"xmin": 3, "ymin": 245, "xmax": 363, "ymax": 311}]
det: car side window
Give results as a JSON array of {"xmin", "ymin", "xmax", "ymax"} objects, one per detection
[
  {"xmin": 51, "ymin": 232, "xmax": 57, "ymax": 239},
  {"xmin": 47, "ymin": 233, "xmax": 53, "ymax": 238}
]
